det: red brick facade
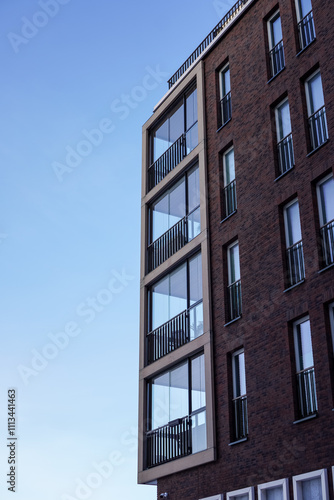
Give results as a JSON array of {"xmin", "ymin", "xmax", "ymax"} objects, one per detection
[{"xmin": 157, "ymin": 0, "xmax": 334, "ymax": 498}]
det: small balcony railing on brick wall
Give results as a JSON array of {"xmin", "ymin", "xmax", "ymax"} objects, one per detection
[
  {"xmin": 320, "ymin": 220, "xmax": 334, "ymax": 268},
  {"xmin": 227, "ymin": 280, "xmax": 242, "ymax": 322},
  {"xmin": 277, "ymin": 133, "xmax": 294, "ymax": 176},
  {"xmin": 298, "ymin": 11, "xmax": 315, "ymax": 52},
  {"xmin": 269, "ymin": 40, "xmax": 285, "ymax": 79},
  {"xmin": 146, "ymin": 301, "xmax": 203, "ymax": 364},
  {"xmin": 296, "ymin": 367, "xmax": 317, "ymax": 419},
  {"xmin": 233, "ymin": 395, "xmax": 248, "ymax": 440},
  {"xmin": 308, "ymin": 106, "xmax": 328, "ymax": 152},
  {"xmin": 148, "ymin": 134, "xmax": 185, "ymax": 191},
  {"xmin": 286, "ymin": 241, "xmax": 305, "ymax": 287},
  {"xmin": 167, "ymin": 0, "xmax": 249, "ymax": 88},
  {"xmin": 224, "ymin": 179, "xmax": 237, "ymax": 217},
  {"xmin": 218, "ymin": 91, "xmax": 232, "ymax": 128},
  {"xmin": 146, "ymin": 416, "xmax": 191, "ymax": 468}
]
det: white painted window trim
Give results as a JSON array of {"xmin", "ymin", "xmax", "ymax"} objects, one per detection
[
  {"xmin": 293, "ymin": 468, "xmax": 329, "ymax": 500},
  {"xmin": 227, "ymin": 486, "xmax": 254, "ymax": 500},
  {"xmin": 199, "ymin": 495, "xmax": 223, "ymax": 500},
  {"xmin": 258, "ymin": 478, "xmax": 289, "ymax": 500}
]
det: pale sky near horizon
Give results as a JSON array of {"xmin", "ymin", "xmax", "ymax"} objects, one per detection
[{"xmin": 0, "ymin": 1, "xmax": 235, "ymax": 499}]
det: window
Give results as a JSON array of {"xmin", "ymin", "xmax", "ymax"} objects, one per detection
[
  {"xmin": 147, "ymin": 253, "xmax": 203, "ymax": 363},
  {"xmin": 283, "ymin": 199, "xmax": 305, "ymax": 287},
  {"xmin": 268, "ymin": 11, "xmax": 285, "ymax": 79},
  {"xmin": 329, "ymin": 303, "xmax": 334, "ymax": 355},
  {"xmin": 293, "ymin": 469, "xmax": 329, "ymax": 500},
  {"xmin": 227, "ymin": 241, "xmax": 242, "ymax": 322},
  {"xmin": 316, "ymin": 174, "xmax": 334, "ymax": 268},
  {"xmin": 219, "ymin": 63, "xmax": 232, "ymax": 127},
  {"xmin": 200, "ymin": 496, "xmax": 223, "ymax": 500},
  {"xmin": 146, "ymin": 353, "xmax": 207, "ymax": 468},
  {"xmin": 148, "ymin": 86, "xmax": 198, "ymax": 190},
  {"xmin": 231, "ymin": 349, "xmax": 248, "ymax": 441},
  {"xmin": 293, "ymin": 317, "xmax": 317, "ymax": 419},
  {"xmin": 275, "ymin": 99, "xmax": 294, "ymax": 176},
  {"xmin": 258, "ymin": 478, "xmax": 289, "ymax": 500},
  {"xmin": 305, "ymin": 70, "xmax": 328, "ymax": 151},
  {"xmin": 227, "ymin": 487, "xmax": 254, "ymax": 500},
  {"xmin": 148, "ymin": 164, "xmax": 201, "ymax": 271},
  {"xmin": 295, "ymin": 0, "xmax": 315, "ymax": 51},
  {"xmin": 222, "ymin": 147, "xmax": 237, "ymax": 218}
]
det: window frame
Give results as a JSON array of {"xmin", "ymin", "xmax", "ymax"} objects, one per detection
[
  {"xmin": 293, "ymin": 316, "xmax": 314, "ymax": 372},
  {"xmin": 275, "ymin": 97, "xmax": 292, "ymax": 143},
  {"xmin": 200, "ymin": 496, "xmax": 223, "ymax": 500},
  {"xmin": 294, "ymin": 0, "xmax": 313, "ymax": 22},
  {"xmin": 267, "ymin": 10, "xmax": 283, "ymax": 51},
  {"xmin": 258, "ymin": 478, "xmax": 289, "ymax": 500},
  {"xmin": 227, "ymin": 486, "xmax": 254, "ymax": 500},
  {"xmin": 292, "ymin": 469, "xmax": 329, "ymax": 500},
  {"xmin": 227, "ymin": 240, "xmax": 240, "ymax": 286},
  {"xmin": 316, "ymin": 173, "xmax": 334, "ymax": 228},
  {"xmin": 305, "ymin": 70, "xmax": 324, "ymax": 118},
  {"xmin": 283, "ymin": 198, "xmax": 302, "ymax": 248},
  {"xmin": 232, "ymin": 348, "xmax": 247, "ymax": 399},
  {"xmin": 219, "ymin": 63, "xmax": 230, "ymax": 101}
]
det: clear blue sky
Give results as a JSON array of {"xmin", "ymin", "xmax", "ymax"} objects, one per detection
[{"xmin": 0, "ymin": 1, "xmax": 235, "ymax": 498}]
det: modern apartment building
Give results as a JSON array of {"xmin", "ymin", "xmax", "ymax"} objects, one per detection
[{"xmin": 138, "ymin": 0, "xmax": 334, "ymax": 499}]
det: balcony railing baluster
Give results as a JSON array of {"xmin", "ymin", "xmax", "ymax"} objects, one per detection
[
  {"xmin": 269, "ymin": 40, "xmax": 285, "ymax": 78},
  {"xmin": 308, "ymin": 106, "xmax": 328, "ymax": 151},
  {"xmin": 227, "ymin": 279, "xmax": 242, "ymax": 322},
  {"xmin": 148, "ymin": 134, "xmax": 185, "ymax": 191},
  {"xmin": 277, "ymin": 133, "xmax": 294, "ymax": 176},
  {"xmin": 233, "ymin": 395, "xmax": 248, "ymax": 440},
  {"xmin": 219, "ymin": 91, "xmax": 232, "ymax": 128},
  {"xmin": 298, "ymin": 10, "xmax": 315, "ymax": 51},
  {"xmin": 224, "ymin": 179, "xmax": 237, "ymax": 217},
  {"xmin": 296, "ymin": 367, "xmax": 317, "ymax": 418},
  {"xmin": 320, "ymin": 220, "xmax": 334, "ymax": 268},
  {"xmin": 286, "ymin": 241, "xmax": 305, "ymax": 287},
  {"xmin": 146, "ymin": 301, "xmax": 203, "ymax": 364}
]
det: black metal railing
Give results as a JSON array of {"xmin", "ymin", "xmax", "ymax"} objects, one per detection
[
  {"xmin": 298, "ymin": 10, "xmax": 315, "ymax": 51},
  {"xmin": 296, "ymin": 367, "xmax": 317, "ymax": 418},
  {"xmin": 168, "ymin": 0, "xmax": 249, "ymax": 88},
  {"xmin": 148, "ymin": 134, "xmax": 185, "ymax": 191},
  {"xmin": 218, "ymin": 91, "xmax": 232, "ymax": 128},
  {"xmin": 146, "ymin": 301, "xmax": 203, "ymax": 364},
  {"xmin": 233, "ymin": 395, "xmax": 248, "ymax": 440},
  {"xmin": 308, "ymin": 106, "xmax": 328, "ymax": 152},
  {"xmin": 320, "ymin": 220, "xmax": 334, "ymax": 268},
  {"xmin": 227, "ymin": 279, "xmax": 242, "ymax": 322},
  {"xmin": 148, "ymin": 217, "xmax": 187, "ymax": 273},
  {"xmin": 286, "ymin": 241, "xmax": 305, "ymax": 287},
  {"xmin": 224, "ymin": 179, "xmax": 237, "ymax": 217},
  {"xmin": 277, "ymin": 133, "xmax": 294, "ymax": 176},
  {"xmin": 146, "ymin": 416, "xmax": 191, "ymax": 468},
  {"xmin": 269, "ymin": 40, "xmax": 285, "ymax": 78}
]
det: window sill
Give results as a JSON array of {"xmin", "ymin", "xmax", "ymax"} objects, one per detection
[
  {"xmin": 293, "ymin": 413, "xmax": 318, "ymax": 425},
  {"xmin": 220, "ymin": 210, "xmax": 237, "ymax": 223},
  {"xmin": 267, "ymin": 66, "xmax": 285, "ymax": 84},
  {"xmin": 283, "ymin": 280, "xmax": 305, "ymax": 293},
  {"xmin": 296, "ymin": 38, "xmax": 316, "ymax": 57},
  {"xmin": 306, "ymin": 139, "xmax": 329, "ymax": 158},
  {"xmin": 229, "ymin": 437, "xmax": 248, "ymax": 446},
  {"xmin": 318, "ymin": 262, "xmax": 334, "ymax": 274},
  {"xmin": 224, "ymin": 316, "xmax": 242, "ymax": 327},
  {"xmin": 216, "ymin": 118, "xmax": 232, "ymax": 133},
  {"xmin": 274, "ymin": 165, "xmax": 294, "ymax": 182}
]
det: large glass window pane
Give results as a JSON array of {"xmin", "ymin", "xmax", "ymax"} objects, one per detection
[
  {"xmin": 152, "ymin": 194, "xmax": 169, "ymax": 242},
  {"xmin": 191, "ymin": 354, "xmax": 206, "ymax": 412},
  {"xmin": 307, "ymin": 73, "xmax": 325, "ymax": 115},
  {"xmin": 169, "ymin": 179, "xmax": 186, "ymax": 227},
  {"xmin": 270, "ymin": 14, "xmax": 283, "ymax": 47},
  {"xmin": 189, "ymin": 253, "xmax": 202, "ymax": 304},
  {"xmin": 191, "ymin": 410, "xmax": 207, "ymax": 453},
  {"xmin": 151, "ymin": 276, "xmax": 169, "ymax": 329},
  {"xmin": 152, "ymin": 372, "xmax": 169, "ymax": 429},
  {"xmin": 224, "ymin": 148, "xmax": 235, "ymax": 185},
  {"xmin": 318, "ymin": 176, "xmax": 334, "ymax": 225},
  {"xmin": 233, "ymin": 351, "xmax": 246, "ymax": 398},
  {"xmin": 228, "ymin": 242, "xmax": 240, "ymax": 284},
  {"xmin": 277, "ymin": 100, "xmax": 292, "ymax": 140},
  {"xmin": 295, "ymin": 319, "xmax": 314, "ymax": 370},
  {"xmin": 153, "ymin": 120, "xmax": 169, "ymax": 161},
  {"xmin": 169, "ymin": 101, "xmax": 184, "ymax": 144},
  {"xmin": 186, "ymin": 88, "xmax": 197, "ymax": 131},
  {"xmin": 169, "ymin": 264, "xmax": 187, "ymax": 319},
  {"xmin": 221, "ymin": 66, "xmax": 230, "ymax": 97},
  {"xmin": 301, "ymin": 478, "xmax": 322, "ymax": 500},
  {"xmin": 189, "ymin": 301, "xmax": 203, "ymax": 340},
  {"xmin": 170, "ymin": 362, "xmax": 189, "ymax": 421},
  {"xmin": 297, "ymin": 0, "xmax": 313, "ymax": 19},
  {"xmin": 265, "ymin": 487, "xmax": 283, "ymax": 500},
  {"xmin": 188, "ymin": 165, "xmax": 200, "ymax": 213},
  {"xmin": 285, "ymin": 201, "xmax": 302, "ymax": 246}
]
